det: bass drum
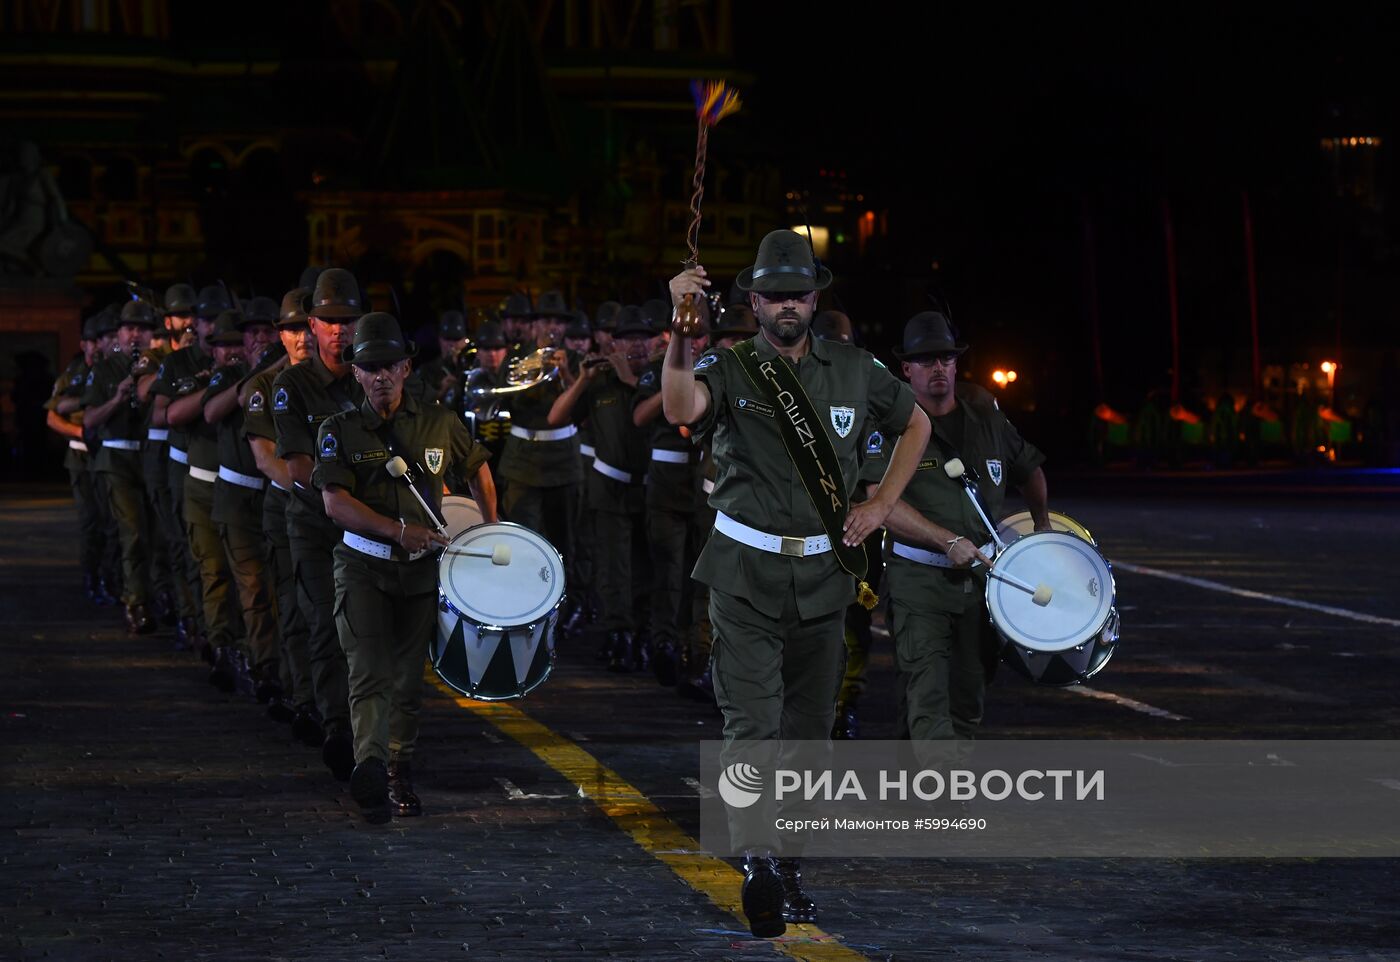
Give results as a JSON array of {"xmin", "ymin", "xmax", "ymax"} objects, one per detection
[
  {"xmin": 996, "ymin": 509, "xmax": 1096, "ymax": 546},
  {"xmin": 986, "ymin": 530, "xmax": 1119, "ymax": 687},
  {"xmin": 434, "ymin": 522, "xmax": 565, "ymax": 700}
]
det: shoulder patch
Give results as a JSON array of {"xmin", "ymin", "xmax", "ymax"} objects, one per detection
[
  {"xmin": 319, "ymin": 431, "xmax": 338, "ymax": 460},
  {"xmin": 873, "ymin": 357, "xmax": 887, "ymax": 369},
  {"xmin": 86, "ymin": 370, "xmax": 96, "ymax": 386},
  {"xmin": 639, "ymin": 370, "xmax": 656, "ymax": 387},
  {"xmin": 866, "ymin": 430, "xmax": 884, "ymax": 456},
  {"xmin": 694, "ymin": 353, "xmax": 720, "ymax": 372},
  {"xmin": 209, "ymin": 371, "xmax": 225, "ymax": 390},
  {"xmin": 273, "ymin": 387, "xmax": 289, "ymax": 412},
  {"xmin": 247, "ymin": 390, "xmax": 265, "ymax": 413},
  {"xmin": 156, "ymin": 362, "xmax": 167, "ymax": 380}
]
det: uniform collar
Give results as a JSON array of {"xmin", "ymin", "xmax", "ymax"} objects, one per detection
[
  {"xmin": 751, "ymin": 329, "xmax": 833, "ymax": 366},
  {"xmin": 358, "ymin": 388, "xmax": 419, "ymax": 429}
]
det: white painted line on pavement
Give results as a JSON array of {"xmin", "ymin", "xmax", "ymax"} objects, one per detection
[
  {"xmin": 494, "ymin": 776, "xmax": 573, "ymax": 800},
  {"xmin": 1068, "ymin": 686, "xmax": 1190, "ymax": 721},
  {"xmin": 1369, "ymin": 779, "xmax": 1400, "ymax": 793},
  {"xmin": 682, "ymin": 777, "xmax": 716, "ymax": 798},
  {"xmin": 1114, "ymin": 561, "xmax": 1400, "ymax": 628}
]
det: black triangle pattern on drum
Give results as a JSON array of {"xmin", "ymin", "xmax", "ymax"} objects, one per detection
[
  {"xmin": 436, "ymin": 616, "xmax": 472, "ymax": 695},
  {"xmin": 477, "ymin": 629, "xmax": 521, "ymax": 696}
]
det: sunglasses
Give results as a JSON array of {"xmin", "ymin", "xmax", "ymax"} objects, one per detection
[
  {"xmin": 755, "ymin": 290, "xmax": 811, "ymax": 303},
  {"xmin": 908, "ymin": 353, "xmax": 960, "ymax": 368}
]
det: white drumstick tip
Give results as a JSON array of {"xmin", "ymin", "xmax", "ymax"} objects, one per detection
[
  {"xmin": 943, "ymin": 458, "xmax": 965, "ymax": 479},
  {"xmin": 491, "ymin": 543, "xmax": 511, "ymax": 566},
  {"xmin": 1032, "ymin": 584, "xmax": 1053, "ymax": 606},
  {"xmin": 385, "ymin": 456, "xmax": 408, "ymax": 478}
]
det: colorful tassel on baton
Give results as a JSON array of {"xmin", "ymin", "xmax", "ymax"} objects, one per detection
[{"xmin": 684, "ymin": 79, "xmax": 742, "ymax": 268}]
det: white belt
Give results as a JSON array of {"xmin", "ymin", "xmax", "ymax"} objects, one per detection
[
  {"xmin": 69, "ymin": 439, "xmax": 88, "ymax": 453},
  {"xmin": 188, "ymin": 465, "xmax": 217, "ymax": 484},
  {"xmin": 702, "ymin": 478, "xmax": 715, "ymax": 494},
  {"xmin": 714, "ymin": 511, "xmax": 831, "ymax": 558},
  {"xmin": 102, "ymin": 439, "xmax": 141, "ymax": 451},
  {"xmin": 592, "ymin": 457, "xmax": 635, "ymax": 484},
  {"xmin": 270, "ymin": 479, "xmax": 288, "ymax": 492},
  {"xmin": 343, "ymin": 531, "xmax": 428, "ymax": 562},
  {"xmin": 218, "ymin": 465, "xmax": 266, "ymax": 491},
  {"xmin": 892, "ymin": 540, "xmax": 995, "ymax": 569},
  {"xmin": 169, "ymin": 447, "xmax": 189, "ymax": 465},
  {"xmin": 147, "ymin": 428, "xmax": 169, "ymax": 442},
  {"xmin": 579, "ymin": 443, "xmax": 596, "ymax": 458},
  {"xmin": 510, "ymin": 424, "xmax": 577, "ymax": 442},
  {"xmin": 651, "ymin": 448, "xmax": 694, "ymax": 464}
]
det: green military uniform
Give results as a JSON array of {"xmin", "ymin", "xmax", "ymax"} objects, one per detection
[
  {"xmin": 690, "ymin": 331, "xmax": 915, "ymax": 851},
  {"xmin": 634, "ymin": 357, "xmax": 702, "ymax": 677},
  {"xmin": 496, "ymin": 364, "xmax": 580, "ymax": 569},
  {"xmin": 152, "ymin": 343, "xmax": 208, "ymax": 644},
  {"xmin": 273, "ymin": 337, "xmax": 363, "ymax": 750},
  {"xmin": 878, "ymin": 381, "xmax": 1043, "ymax": 745},
  {"xmin": 156, "ymin": 339, "xmax": 237, "ymax": 653},
  {"xmin": 206, "ymin": 348, "xmax": 281, "ymax": 693},
  {"xmin": 81, "ymin": 331, "xmax": 157, "ymax": 626},
  {"xmin": 243, "ymin": 355, "xmax": 314, "ymax": 716},
  {"xmin": 574, "ymin": 363, "xmax": 649, "ymax": 662},
  {"xmin": 47, "ymin": 352, "xmax": 103, "ymax": 588},
  {"xmin": 135, "ymin": 342, "xmax": 179, "ymax": 623},
  {"xmin": 314, "ymin": 389, "xmax": 487, "ymax": 769}
]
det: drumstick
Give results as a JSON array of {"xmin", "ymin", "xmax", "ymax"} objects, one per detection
[
  {"xmin": 385, "ymin": 456, "xmax": 448, "ymax": 535},
  {"xmin": 442, "ymin": 543, "xmax": 512, "ymax": 565},
  {"xmin": 945, "ymin": 458, "xmax": 1052, "ymax": 605}
]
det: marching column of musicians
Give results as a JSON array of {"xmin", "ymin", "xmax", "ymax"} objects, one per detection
[{"xmin": 48, "ymin": 237, "xmax": 1052, "ymax": 939}]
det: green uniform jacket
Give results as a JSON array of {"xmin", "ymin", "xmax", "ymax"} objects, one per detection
[
  {"xmin": 81, "ymin": 351, "xmax": 151, "ymax": 472},
  {"xmin": 312, "ymin": 391, "xmax": 489, "ymax": 590},
  {"xmin": 577, "ymin": 369, "xmax": 648, "ymax": 513},
  {"xmin": 272, "ymin": 351, "xmax": 364, "ymax": 532},
  {"xmin": 152, "ymin": 345, "xmax": 212, "ymax": 459},
  {"xmin": 866, "ymin": 383, "xmax": 1045, "ymax": 564},
  {"xmin": 240, "ymin": 358, "xmax": 291, "ymax": 450},
  {"xmin": 48, "ymin": 355, "xmax": 89, "ymax": 471},
  {"xmin": 691, "ymin": 333, "xmax": 916, "ymax": 620},
  {"xmin": 496, "ymin": 371, "xmax": 581, "ymax": 487},
  {"xmin": 205, "ymin": 362, "xmax": 266, "ymax": 524},
  {"xmin": 633, "ymin": 360, "xmax": 700, "ymax": 513}
]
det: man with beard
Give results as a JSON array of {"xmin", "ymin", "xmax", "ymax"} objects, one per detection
[
  {"xmin": 548, "ymin": 306, "xmax": 654, "ymax": 672},
  {"xmin": 662, "ymin": 230, "xmax": 930, "ymax": 938},
  {"xmin": 243, "ymin": 287, "xmax": 318, "ymax": 734},
  {"xmin": 314, "ymin": 312, "xmax": 496, "ymax": 823},
  {"xmin": 80, "ymin": 299, "xmax": 164, "ymax": 634},
  {"xmin": 272, "ymin": 268, "xmax": 363, "ymax": 783},
  {"xmin": 874, "ymin": 311, "xmax": 1049, "ymax": 753}
]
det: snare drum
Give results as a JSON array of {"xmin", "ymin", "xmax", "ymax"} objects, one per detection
[
  {"xmin": 996, "ymin": 509, "xmax": 1096, "ymax": 546},
  {"xmin": 986, "ymin": 530, "xmax": 1119, "ymax": 687},
  {"xmin": 434, "ymin": 522, "xmax": 565, "ymax": 700},
  {"xmin": 440, "ymin": 494, "xmax": 483, "ymax": 539}
]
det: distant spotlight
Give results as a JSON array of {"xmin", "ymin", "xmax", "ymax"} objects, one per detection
[
  {"xmin": 1006, "ymin": 370, "xmax": 1018, "ymax": 383},
  {"xmin": 1321, "ymin": 360, "xmax": 1336, "ymax": 375},
  {"xmin": 992, "ymin": 370, "xmax": 1008, "ymax": 387}
]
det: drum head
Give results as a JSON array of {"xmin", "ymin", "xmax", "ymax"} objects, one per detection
[
  {"xmin": 441, "ymin": 495, "xmax": 483, "ymax": 539},
  {"xmin": 438, "ymin": 522, "xmax": 565, "ymax": 628},
  {"xmin": 996, "ymin": 510, "xmax": 1096, "ymax": 546},
  {"xmin": 986, "ymin": 531, "xmax": 1114, "ymax": 654}
]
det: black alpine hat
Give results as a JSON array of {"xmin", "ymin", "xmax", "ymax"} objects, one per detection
[
  {"xmin": 342, "ymin": 312, "xmax": 418, "ymax": 365},
  {"xmin": 564, "ymin": 311, "xmax": 591, "ymax": 339},
  {"xmin": 278, "ymin": 287, "xmax": 311, "ymax": 328},
  {"xmin": 594, "ymin": 300, "xmax": 621, "ymax": 332},
  {"xmin": 534, "ymin": 290, "xmax": 570, "ymax": 319},
  {"xmin": 735, "ymin": 229, "xmax": 833, "ymax": 294},
  {"xmin": 119, "ymin": 299, "xmax": 160, "ymax": 329},
  {"xmin": 710, "ymin": 301, "xmax": 758, "ymax": 338},
  {"xmin": 309, "ymin": 268, "xmax": 364, "ymax": 320},
  {"xmin": 501, "ymin": 292, "xmax": 533, "ymax": 319},
  {"xmin": 474, "ymin": 319, "xmax": 507, "ymax": 349},
  {"xmin": 438, "ymin": 310, "xmax": 468, "ymax": 340},
  {"xmin": 207, "ymin": 309, "xmax": 246, "ymax": 345},
  {"xmin": 163, "ymin": 283, "xmax": 197, "ymax": 316},
  {"xmin": 893, "ymin": 311, "xmax": 968, "ymax": 360},
  {"xmin": 613, "ymin": 305, "xmax": 652, "ymax": 337},
  {"xmin": 813, "ymin": 310, "xmax": 854, "ymax": 344},
  {"xmin": 194, "ymin": 284, "xmax": 233, "ymax": 320},
  {"xmin": 241, "ymin": 296, "xmax": 280, "ymax": 327}
]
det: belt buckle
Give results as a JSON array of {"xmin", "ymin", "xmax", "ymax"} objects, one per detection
[{"xmin": 779, "ymin": 536, "xmax": 805, "ymax": 557}]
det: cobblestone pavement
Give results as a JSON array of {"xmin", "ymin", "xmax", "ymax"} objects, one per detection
[{"xmin": 3, "ymin": 486, "xmax": 1398, "ymax": 961}]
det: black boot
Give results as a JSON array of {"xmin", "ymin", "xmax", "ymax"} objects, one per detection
[
  {"xmin": 83, "ymin": 571, "xmax": 100, "ymax": 603},
  {"xmin": 174, "ymin": 616, "xmax": 197, "ymax": 652},
  {"xmin": 291, "ymin": 703, "xmax": 325, "ymax": 747},
  {"xmin": 156, "ymin": 591, "xmax": 178, "ymax": 626},
  {"xmin": 595, "ymin": 630, "xmax": 614, "ymax": 662},
  {"xmin": 831, "ymin": 701, "xmax": 859, "ymax": 740},
  {"xmin": 606, "ymin": 630, "xmax": 633, "ymax": 672},
  {"xmin": 93, "ymin": 577, "xmax": 119, "ymax": 607},
  {"xmin": 208, "ymin": 647, "xmax": 236, "ymax": 692},
  {"xmin": 775, "ymin": 858, "xmax": 818, "ymax": 924},
  {"xmin": 265, "ymin": 695, "xmax": 297, "ymax": 724},
  {"xmin": 740, "ymin": 855, "xmax": 786, "ymax": 939},
  {"xmin": 254, "ymin": 671, "xmax": 283, "ymax": 706},
  {"xmin": 679, "ymin": 666, "xmax": 716, "ymax": 702},
  {"xmin": 561, "ymin": 597, "xmax": 586, "ymax": 640},
  {"xmin": 124, "ymin": 603, "xmax": 155, "ymax": 635},
  {"xmin": 231, "ymin": 651, "xmax": 257, "ymax": 698},
  {"xmin": 387, "ymin": 757, "xmax": 422, "ymax": 817},
  {"xmin": 632, "ymin": 632, "xmax": 651, "ymax": 672},
  {"xmin": 349, "ymin": 756, "xmax": 390, "ymax": 824}
]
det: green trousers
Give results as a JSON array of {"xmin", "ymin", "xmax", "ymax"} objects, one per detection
[
  {"xmin": 139, "ymin": 446, "xmax": 173, "ymax": 604},
  {"xmin": 90, "ymin": 462, "xmax": 122, "ymax": 591},
  {"xmin": 100, "ymin": 451, "xmax": 151, "ymax": 607},
  {"xmin": 647, "ymin": 505, "xmax": 693, "ymax": 647},
  {"xmin": 183, "ymin": 474, "xmax": 235, "ymax": 647},
  {"xmin": 150, "ymin": 457, "xmax": 199, "ymax": 621},
  {"xmin": 332, "ymin": 546, "xmax": 436, "ymax": 764},
  {"xmin": 502, "ymin": 481, "xmax": 575, "ymax": 592},
  {"xmin": 886, "ymin": 563, "xmax": 998, "ymax": 752},
  {"xmin": 265, "ymin": 488, "xmax": 312, "ymax": 706},
  {"xmin": 67, "ymin": 454, "xmax": 103, "ymax": 576},
  {"xmin": 289, "ymin": 515, "xmax": 350, "ymax": 735},
  {"xmin": 166, "ymin": 460, "xmax": 205, "ymax": 631},
  {"xmin": 711, "ymin": 586, "xmax": 846, "ymax": 854},
  {"xmin": 220, "ymin": 508, "xmax": 280, "ymax": 676}
]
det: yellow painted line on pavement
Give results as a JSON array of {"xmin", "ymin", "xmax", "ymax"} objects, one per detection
[{"xmin": 428, "ymin": 675, "xmax": 869, "ymax": 962}]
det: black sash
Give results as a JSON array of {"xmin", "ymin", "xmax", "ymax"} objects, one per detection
[{"xmin": 730, "ymin": 340, "xmax": 877, "ymax": 608}]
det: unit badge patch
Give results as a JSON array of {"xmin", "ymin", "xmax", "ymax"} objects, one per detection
[
  {"xmin": 424, "ymin": 447, "xmax": 444, "ymax": 475},
  {"xmin": 830, "ymin": 405, "xmax": 855, "ymax": 439},
  {"xmin": 986, "ymin": 459, "xmax": 1003, "ymax": 486}
]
